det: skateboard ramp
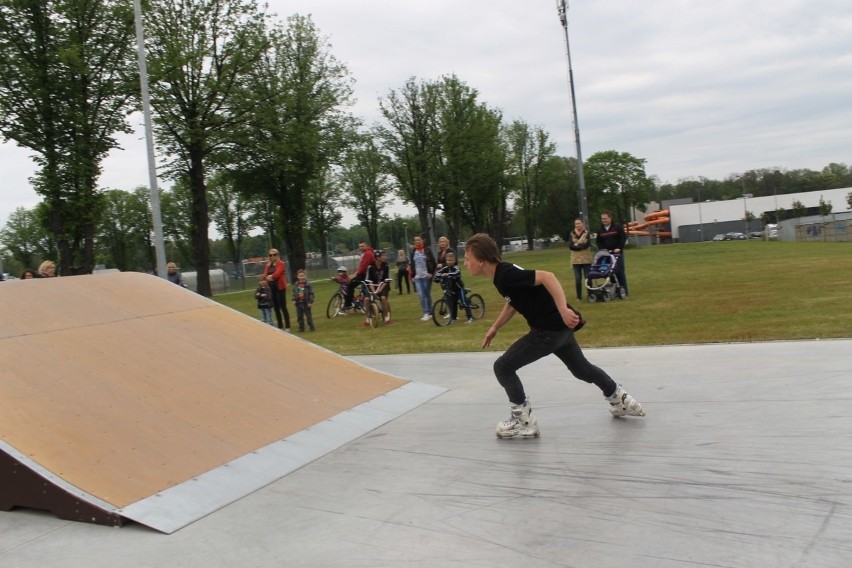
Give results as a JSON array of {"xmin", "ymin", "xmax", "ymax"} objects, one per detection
[{"xmin": 0, "ymin": 272, "xmax": 444, "ymax": 533}]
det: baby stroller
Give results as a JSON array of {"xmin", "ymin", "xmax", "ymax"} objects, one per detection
[{"xmin": 585, "ymin": 250, "xmax": 626, "ymax": 303}]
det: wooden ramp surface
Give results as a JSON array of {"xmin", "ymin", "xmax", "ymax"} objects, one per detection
[{"xmin": 0, "ymin": 272, "xmax": 443, "ymax": 533}]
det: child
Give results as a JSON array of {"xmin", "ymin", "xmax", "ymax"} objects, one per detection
[
  {"xmin": 433, "ymin": 251, "xmax": 473, "ymax": 324},
  {"xmin": 365, "ymin": 249, "xmax": 393, "ymax": 326},
  {"xmin": 255, "ymin": 276, "xmax": 274, "ymax": 325},
  {"xmin": 292, "ymin": 269, "xmax": 316, "ymax": 332},
  {"xmin": 329, "ymin": 266, "xmax": 351, "ymax": 315},
  {"xmin": 330, "ymin": 266, "xmax": 350, "ymax": 290}
]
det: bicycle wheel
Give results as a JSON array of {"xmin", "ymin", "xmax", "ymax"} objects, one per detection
[
  {"xmin": 431, "ymin": 298, "xmax": 451, "ymax": 326},
  {"xmin": 367, "ymin": 302, "xmax": 381, "ymax": 328},
  {"xmin": 326, "ymin": 293, "xmax": 343, "ymax": 318},
  {"xmin": 467, "ymin": 293, "xmax": 485, "ymax": 320}
]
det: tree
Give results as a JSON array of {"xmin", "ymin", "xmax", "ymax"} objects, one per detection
[
  {"xmin": 584, "ymin": 150, "xmax": 653, "ymax": 223},
  {"xmin": 377, "ymin": 77, "xmax": 441, "ymax": 242},
  {"xmin": 820, "ymin": 163, "xmax": 851, "ymax": 189},
  {"xmin": 98, "ymin": 187, "xmax": 154, "ymax": 271},
  {"xmin": 143, "ymin": 0, "xmax": 268, "ymax": 295},
  {"xmin": 432, "ymin": 75, "xmax": 505, "ymax": 245},
  {"xmin": 538, "ymin": 155, "xmax": 579, "ymax": 240},
  {"xmin": 790, "ymin": 199, "xmax": 807, "ymax": 220},
  {"xmin": 743, "ymin": 211, "xmax": 756, "ymax": 233},
  {"xmin": 847, "ymin": 192, "xmax": 852, "ymax": 210},
  {"xmin": 818, "ymin": 195, "xmax": 833, "ymax": 218},
  {"xmin": 208, "ymin": 172, "xmax": 257, "ymax": 274},
  {"xmin": 305, "ymin": 168, "xmax": 343, "ymax": 267},
  {"xmin": 504, "ymin": 120, "xmax": 557, "ymax": 249},
  {"xmin": 0, "ymin": 0, "xmax": 138, "ymax": 275},
  {"xmin": 340, "ymin": 137, "xmax": 392, "ymax": 246},
  {"xmin": 159, "ymin": 180, "xmax": 195, "ymax": 268},
  {"xmin": 231, "ymin": 14, "xmax": 358, "ymax": 273},
  {"xmin": 0, "ymin": 205, "xmax": 54, "ymax": 269}
]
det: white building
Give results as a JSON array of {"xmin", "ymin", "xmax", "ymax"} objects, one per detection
[{"xmin": 668, "ymin": 186, "xmax": 851, "ymax": 241}]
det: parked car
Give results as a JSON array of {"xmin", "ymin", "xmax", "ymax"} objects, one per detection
[
  {"xmin": 712, "ymin": 234, "xmax": 726, "ymax": 241},
  {"xmin": 748, "ymin": 231, "xmax": 764, "ymax": 239},
  {"xmin": 724, "ymin": 232, "xmax": 747, "ymax": 240}
]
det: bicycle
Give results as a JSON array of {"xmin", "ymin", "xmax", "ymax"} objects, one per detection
[
  {"xmin": 326, "ymin": 281, "xmax": 382, "ymax": 328},
  {"xmin": 431, "ymin": 284, "xmax": 485, "ymax": 327}
]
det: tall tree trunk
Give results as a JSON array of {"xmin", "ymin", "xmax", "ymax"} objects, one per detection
[
  {"xmin": 416, "ymin": 208, "xmax": 430, "ymax": 244},
  {"xmin": 188, "ymin": 143, "xmax": 211, "ymax": 296},
  {"xmin": 525, "ymin": 219, "xmax": 535, "ymax": 252}
]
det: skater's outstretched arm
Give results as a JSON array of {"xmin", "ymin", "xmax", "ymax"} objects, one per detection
[{"xmin": 482, "ymin": 302, "xmax": 516, "ymax": 349}]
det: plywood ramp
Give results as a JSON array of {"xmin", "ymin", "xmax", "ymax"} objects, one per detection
[{"xmin": 0, "ymin": 272, "xmax": 444, "ymax": 533}]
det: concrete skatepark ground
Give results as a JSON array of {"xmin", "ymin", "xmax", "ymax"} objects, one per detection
[{"xmin": 2, "ymin": 337, "xmax": 850, "ymax": 567}]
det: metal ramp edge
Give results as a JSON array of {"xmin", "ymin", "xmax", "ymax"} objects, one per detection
[{"xmin": 119, "ymin": 381, "xmax": 445, "ymax": 534}]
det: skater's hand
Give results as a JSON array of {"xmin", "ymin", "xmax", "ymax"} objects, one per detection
[
  {"xmin": 560, "ymin": 306, "xmax": 580, "ymax": 329},
  {"xmin": 482, "ymin": 327, "xmax": 497, "ymax": 349}
]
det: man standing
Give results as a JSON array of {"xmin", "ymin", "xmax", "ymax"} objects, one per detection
[
  {"xmin": 596, "ymin": 210, "xmax": 629, "ymax": 296},
  {"xmin": 343, "ymin": 240, "xmax": 375, "ymax": 310}
]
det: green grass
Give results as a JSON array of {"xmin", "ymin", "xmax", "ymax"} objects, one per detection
[{"xmin": 215, "ymin": 241, "xmax": 852, "ymax": 355}]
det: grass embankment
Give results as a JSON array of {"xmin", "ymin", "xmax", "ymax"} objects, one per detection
[{"xmin": 215, "ymin": 241, "xmax": 852, "ymax": 355}]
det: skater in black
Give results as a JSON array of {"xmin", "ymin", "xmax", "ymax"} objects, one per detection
[{"xmin": 463, "ymin": 233, "xmax": 645, "ymax": 438}]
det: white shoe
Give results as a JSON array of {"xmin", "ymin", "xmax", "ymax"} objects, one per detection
[
  {"xmin": 496, "ymin": 399, "xmax": 540, "ymax": 438},
  {"xmin": 420, "ymin": 314, "xmax": 431, "ymax": 321},
  {"xmin": 607, "ymin": 385, "xmax": 646, "ymax": 417}
]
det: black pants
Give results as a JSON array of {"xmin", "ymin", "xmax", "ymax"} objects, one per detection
[
  {"xmin": 572, "ymin": 263, "xmax": 590, "ymax": 300},
  {"xmin": 344, "ymin": 275, "xmax": 365, "ymax": 307},
  {"xmin": 614, "ymin": 253, "xmax": 628, "ymax": 295},
  {"xmin": 271, "ymin": 287, "xmax": 291, "ymax": 329},
  {"xmin": 493, "ymin": 328, "xmax": 617, "ymax": 405},
  {"xmin": 295, "ymin": 302, "xmax": 314, "ymax": 331},
  {"xmin": 396, "ymin": 270, "xmax": 410, "ymax": 294}
]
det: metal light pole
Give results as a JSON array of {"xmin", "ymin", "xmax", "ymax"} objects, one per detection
[
  {"xmin": 133, "ymin": 0, "xmax": 167, "ymax": 278},
  {"xmin": 557, "ymin": 0, "xmax": 589, "ymax": 226}
]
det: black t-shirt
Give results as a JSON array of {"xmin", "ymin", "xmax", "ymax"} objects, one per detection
[
  {"xmin": 366, "ymin": 263, "xmax": 390, "ymax": 284},
  {"xmin": 493, "ymin": 262, "xmax": 567, "ymax": 331}
]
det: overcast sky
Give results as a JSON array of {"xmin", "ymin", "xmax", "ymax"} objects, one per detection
[{"xmin": 2, "ymin": 0, "xmax": 851, "ymax": 227}]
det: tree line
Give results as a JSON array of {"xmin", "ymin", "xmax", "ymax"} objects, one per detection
[{"xmin": 2, "ymin": 1, "xmax": 849, "ymax": 293}]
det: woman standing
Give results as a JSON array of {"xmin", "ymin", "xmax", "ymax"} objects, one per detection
[
  {"xmin": 263, "ymin": 248, "xmax": 291, "ymax": 330},
  {"xmin": 166, "ymin": 262, "xmax": 186, "ymax": 287},
  {"xmin": 435, "ymin": 235, "xmax": 451, "ymax": 270},
  {"xmin": 568, "ymin": 218, "xmax": 592, "ymax": 302},
  {"xmin": 394, "ymin": 249, "xmax": 410, "ymax": 294},
  {"xmin": 409, "ymin": 235, "xmax": 436, "ymax": 321},
  {"xmin": 463, "ymin": 233, "xmax": 645, "ymax": 439}
]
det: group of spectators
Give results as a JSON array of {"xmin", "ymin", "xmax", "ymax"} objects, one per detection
[
  {"xmin": 12, "ymin": 260, "xmax": 57, "ymax": 280},
  {"xmin": 247, "ymin": 213, "xmax": 629, "ymax": 334},
  {"xmin": 250, "ymin": 248, "xmax": 317, "ymax": 333},
  {"xmin": 334, "ymin": 235, "xmax": 472, "ymax": 326}
]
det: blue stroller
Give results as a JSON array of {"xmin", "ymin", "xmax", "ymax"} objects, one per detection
[{"xmin": 585, "ymin": 250, "xmax": 626, "ymax": 303}]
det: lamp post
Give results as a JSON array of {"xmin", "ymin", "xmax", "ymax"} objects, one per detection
[
  {"xmin": 557, "ymin": 0, "xmax": 589, "ymax": 226},
  {"xmin": 323, "ymin": 230, "xmax": 329, "ymax": 269},
  {"xmin": 132, "ymin": 0, "xmax": 167, "ymax": 278}
]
